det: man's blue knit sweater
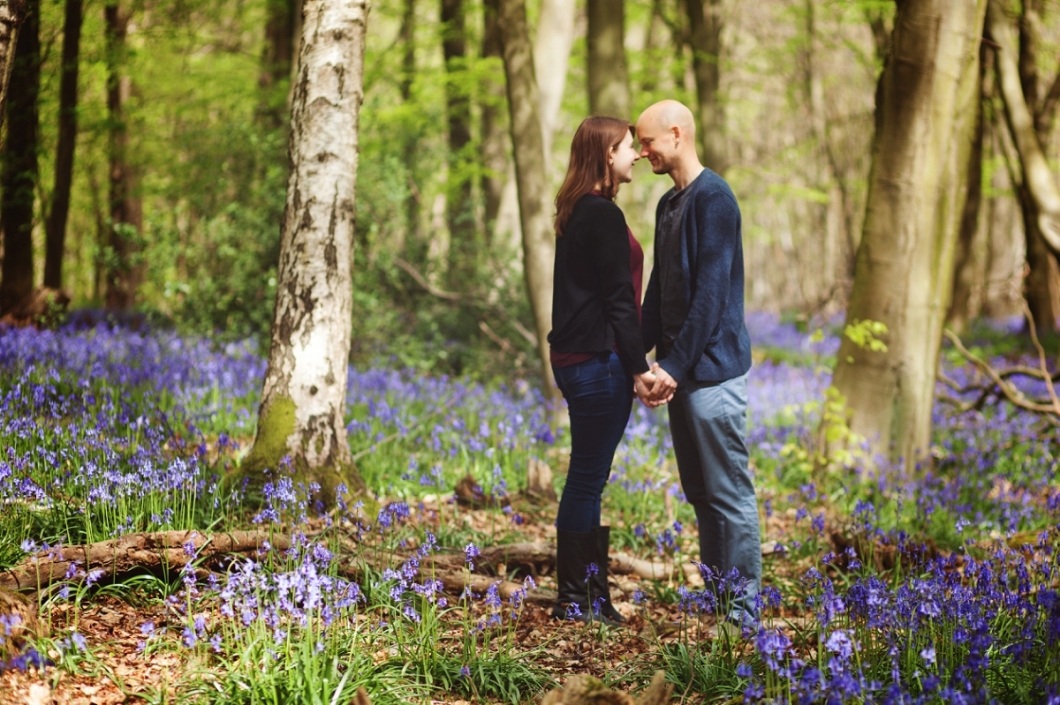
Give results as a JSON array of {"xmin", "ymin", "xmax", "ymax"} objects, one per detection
[{"xmin": 641, "ymin": 168, "xmax": 752, "ymax": 385}]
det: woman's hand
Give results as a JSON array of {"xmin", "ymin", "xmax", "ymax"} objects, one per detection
[{"xmin": 634, "ymin": 371, "xmax": 669, "ymax": 407}]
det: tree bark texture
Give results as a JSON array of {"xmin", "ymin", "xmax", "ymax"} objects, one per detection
[
  {"xmin": 831, "ymin": 0, "xmax": 987, "ymax": 466},
  {"xmin": 496, "ymin": 0, "xmax": 560, "ymax": 411},
  {"xmin": 441, "ymin": 0, "xmax": 476, "ymax": 289},
  {"xmin": 988, "ymin": 0, "xmax": 1060, "ymax": 257},
  {"xmin": 43, "ymin": 0, "xmax": 82, "ymax": 291},
  {"xmin": 947, "ymin": 46, "xmax": 987, "ymax": 332},
  {"xmin": 0, "ymin": 0, "xmax": 38, "ymax": 315},
  {"xmin": 103, "ymin": 1, "xmax": 142, "ymax": 310},
  {"xmin": 587, "ymin": 0, "xmax": 630, "ymax": 120},
  {"xmin": 684, "ymin": 0, "xmax": 725, "ymax": 173},
  {"xmin": 243, "ymin": 0, "xmax": 370, "ymax": 499},
  {"xmin": 0, "ymin": 0, "xmax": 25, "ymax": 127}
]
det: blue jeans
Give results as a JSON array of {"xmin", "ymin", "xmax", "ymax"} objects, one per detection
[
  {"xmin": 552, "ymin": 352, "xmax": 633, "ymax": 533},
  {"xmin": 668, "ymin": 372, "xmax": 761, "ymax": 625}
]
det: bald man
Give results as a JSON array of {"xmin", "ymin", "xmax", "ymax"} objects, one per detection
[{"xmin": 635, "ymin": 100, "xmax": 760, "ymax": 631}]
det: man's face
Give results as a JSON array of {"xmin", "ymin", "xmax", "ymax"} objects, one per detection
[{"xmin": 635, "ymin": 120, "xmax": 676, "ymax": 175}]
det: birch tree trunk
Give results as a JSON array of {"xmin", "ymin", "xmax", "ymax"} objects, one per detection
[
  {"xmin": 496, "ymin": 0, "xmax": 561, "ymax": 413},
  {"xmin": 240, "ymin": 0, "xmax": 370, "ymax": 500},
  {"xmin": 43, "ymin": 0, "xmax": 82, "ymax": 290},
  {"xmin": 0, "ymin": 0, "xmax": 25, "ymax": 127},
  {"xmin": 831, "ymin": 0, "xmax": 987, "ymax": 467},
  {"xmin": 684, "ymin": 0, "xmax": 725, "ymax": 173},
  {"xmin": 587, "ymin": 0, "xmax": 629, "ymax": 119},
  {"xmin": 0, "ymin": 0, "xmax": 38, "ymax": 314}
]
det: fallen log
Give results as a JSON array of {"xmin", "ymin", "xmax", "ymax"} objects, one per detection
[
  {"xmin": 0, "ymin": 588, "xmax": 42, "ymax": 656},
  {"xmin": 608, "ymin": 553, "xmax": 705, "ymax": 587},
  {"xmin": 436, "ymin": 573, "xmax": 557, "ymax": 607},
  {"xmin": 0, "ymin": 530, "xmax": 288, "ymax": 592}
]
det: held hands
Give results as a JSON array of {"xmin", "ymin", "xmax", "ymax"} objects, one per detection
[{"xmin": 634, "ymin": 363, "xmax": 677, "ymax": 408}]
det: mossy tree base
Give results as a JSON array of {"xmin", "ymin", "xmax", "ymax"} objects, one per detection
[
  {"xmin": 228, "ymin": 453, "xmax": 365, "ymax": 510},
  {"xmin": 227, "ymin": 396, "xmax": 367, "ymax": 509}
]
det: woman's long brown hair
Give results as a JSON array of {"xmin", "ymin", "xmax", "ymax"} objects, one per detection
[{"xmin": 554, "ymin": 116, "xmax": 633, "ymax": 236}]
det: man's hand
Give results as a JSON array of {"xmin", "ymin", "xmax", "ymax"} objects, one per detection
[{"xmin": 647, "ymin": 363, "xmax": 677, "ymax": 407}]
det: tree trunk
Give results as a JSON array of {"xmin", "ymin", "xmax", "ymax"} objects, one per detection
[
  {"xmin": 441, "ymin": 0, "xmax": 476, "ymax": 290},
  {"xmin": 639, "ymin": 0, "xmax": 662, "ymax": 96},
  {"xmin": 830, "ymin": 0, "xmax": 987, "ymax": 467},
  {"xmin": 259, "ymin": 0, "xmax": 300, "ymax": 125},
  {"xmin": 262, "ymin": 0, "xmax": 297, "ymax": 88},
  {"xmin": 947, "ymin": 46, "xmax": 988, "ymax": 332},
  {"xmin": 239, "ymin": 0, "xmax": 370, "ymax": 501},
  {"xmin": 43, "ymin": 0, "xmax": 81, "ymax": 291},
  {"xmin": 1020, "ymin": 183, "xmax": 1060, "ymax": 330},
  {"xmin": 0, "ymin": 0, "xmax": 38, "ymax": 315},
  {"xmin": 988, "ymin": 0, "xmax": 1060, "ymax": 257},
  {"xmin": 492, "ymin": 0, "xmax": 575, "ymax": 251},
  {"xmin": 587, "ymin": 0, "xmax": 630, "ymax": 120},
  {"xmin": 496, "ymin": 0, "xmax": 560, "ymax": 412},
  {"xmin": 683, "ymin": 0, "xmax": 725, "ymax": 173},
  {"xmin": 399, "ymin": 0, "xmax": 421, "ymax": 258},
  {"xmin": 480, "ymin": 0, "xmax": 505, "ymax": 243},
  {"xmin": 103, "ymin": 1, "xmax": 142, "ymax": 310},
  {"xmin": 534, "ymin": 0, "xmax": 576, "ymax": 153},
  {"xmin": 1001, "ymin": 0, "xmax": 1060, "ymax": 333},
  {"xmin": 0, "ymin": 0, "xmax": 26, "ymax": 127}
]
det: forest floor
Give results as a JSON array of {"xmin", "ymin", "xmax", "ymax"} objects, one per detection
[
  {"xmin": 1, "ymin": 315, "xmax": 1058, "ymax": 704},
  {"xmin": 1, "ymin": 496, "xmax": 816, "ymax": 705}
]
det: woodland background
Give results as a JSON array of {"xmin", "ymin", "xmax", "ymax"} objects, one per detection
[{"xmin": 2, "ymin": 0, "xmax": 1055, "ymax": 372}]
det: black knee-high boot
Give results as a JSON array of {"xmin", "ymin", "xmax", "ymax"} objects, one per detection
[
  {"xmin": 590, "ymin": 526, "xmax": 625, "ymax": 623},
  {"xmin": 551, "ymin": 529, "xmax": 620, "ymax": 626}
]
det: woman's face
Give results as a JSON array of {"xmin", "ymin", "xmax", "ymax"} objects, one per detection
[{"xmin": 610, "ymin": 131, "xmax": 639, "ymax": 184}]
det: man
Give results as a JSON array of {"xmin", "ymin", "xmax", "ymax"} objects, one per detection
[{"xmin": 636, "ymin": 100, "xmax": 760, "ymax": 630}]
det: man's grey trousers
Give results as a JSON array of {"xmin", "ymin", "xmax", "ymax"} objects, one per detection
[{"xmin": 668, "ymin": 371, "xmax": 761, "ymax": 626}]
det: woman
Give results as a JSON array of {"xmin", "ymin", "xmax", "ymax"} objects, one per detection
[{"xmin": 548, "ymin": 116, "xmax": 657, "ymax": 625}]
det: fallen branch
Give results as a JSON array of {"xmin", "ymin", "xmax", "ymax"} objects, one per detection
[
  {"xmin": 609, "ymin": 553, "xmax": 705, "ymax": 587},
  {"xmin": 941, "ymin": 329, "xmax": 1060, "ymax": 423},
  {"xmin": 0, "ymin": 530, "xmax": 287, "ymax": 592}
]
